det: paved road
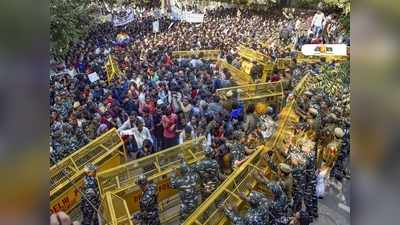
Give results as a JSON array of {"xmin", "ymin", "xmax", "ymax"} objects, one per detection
[{"xmin": 313, "ymin": 161, "xmax": 350, "ymax": 225}]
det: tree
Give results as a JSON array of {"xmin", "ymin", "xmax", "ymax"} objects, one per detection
[
  {"xmin": 323, "ymin": 0, "xmax": 350, "ymax": 15},
  {"xmin": 50, "ymin": 0, "xmax": 96, "ymax": 59}
]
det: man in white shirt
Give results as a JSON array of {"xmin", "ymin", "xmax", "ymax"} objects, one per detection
[
  {"xmin": 118, "ymin": 112, "xmax": 143, "ymax": 133},
  {"xmin": 311, "ymin": 10, "xmax": 325, "ymax": 37},
  {"xmin": 119, "ymin": 120, "xmax": 153, "ymax": 150}
]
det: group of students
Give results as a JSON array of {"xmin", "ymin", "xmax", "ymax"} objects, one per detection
[
  {"xmin": 50, "ymin": 5, "xmax": 341, "ymax": 165},
  {"xmin": 49, "ymin": 3, "xmax": 350, "ymax": 225}
]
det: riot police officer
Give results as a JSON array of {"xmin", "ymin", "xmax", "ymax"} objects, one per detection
[
  {"xmin": 222, "ymin": 190, "xmax": 270, "ymax": 225},
  {"xmin": 80, "ymin": 163, "xmax": 100, "ymax": 225},
  {"xmin": 254, "ymin": 172, "xmax": 289, "ymax": 225},
  {"xmin": 289, "ymin": 152, "xmax": 306, "ymax": 214},
  {"xmin": 134, "ymin": 174, "xmax": 160, "ymax": 225},
  {"xmin": 170, "ymin": 159, "xmax": 201, "ymax": 221},
  {"xmin": 193, "ymin": 144, "xmax": 224, "ymax": 200},
  {"xmin": 302, "ymin": 143, "xmax": 318, "ymax": 221},
  {"xmin": 226, "ymin": 131, "xmax": 249, "ymax": 168},
  {"xmin": 263, "ymin": 152, "xmax": 294, "ymax": 202}
]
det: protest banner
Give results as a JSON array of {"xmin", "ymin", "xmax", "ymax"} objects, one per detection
[{"xmin": 88, "ymin": 72, "xmax": 100, "ymax": 83}]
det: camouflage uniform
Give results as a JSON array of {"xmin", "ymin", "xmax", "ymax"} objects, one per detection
[
  {"xmin": 258, "ymin": 179, "xmax": 289, "ymax": 225},
  {"xmin": 227, "ymin": 131, "xmax": 246, "ymax": 168},
  {"xmin": 224, "ymin": 191, "xmax": 270, "ymax": 225},
  {"xmin": 267, "ymin": 159, "xmax": 294, "ymax": 203},
  {"xmin": 81, "ymin": 175, "xmax": 100, "ymax": 225},
  {"xmin": 170, "ymin": 160, "xmax": 201, "ymax": 221},
  {"xmin": 136, "ymin": 176, "xmax": 160, "ymax": 225},
  {"xmin": 193, "ymin": 146, "xmax": 222, "ymax": 200},
  {"xmin": 330, "ymin": 128, "xmax": 349, "ymax": 181},
  {"xmin": 76, "ymin": 128, "xmax": 90, "ymax": 148},
  {"xmin": 53, "ymin": 103, "xmax": 69, "ymax": 120},
  {"xmin": 290, "ymin": 151, "xmax": 306, "ymax": 213},
  {"xmin": 303, "ymin": 151, "xmax": 318, "ymax": 219}
]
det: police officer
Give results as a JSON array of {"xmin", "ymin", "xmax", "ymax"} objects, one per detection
[
  {"xmin": 222, "ymin": 190, "xmax": 270, "ymax": 225},
  {"xmin": 329, "ymin": 127, "xmax": 346, "ymax": 180},
  {"xmin": 263, "ymin": 152, "xmax": 294, "ymax": 202},
  {"xmin": 289, "ymin": 152, "xmax": 306, "ymax": 214},
  {"xmin": 302, "ymin": 143, "xmax": 318, "ymax": 221},
  {"xmin": 193, "ymin": 145, "xmax": 224, "ymax": 200},
  {"xmin": 323, "ymin": 127, "xmax": 344, "ymax": 167},
  {"xmin": 80, "ymin": 163, "xmax": 100, "ymax": 225},
  {"xmin": 226, "ymin": 131, "xmax": 248, "ymax": 168},
  {"xmin": 134, "ymin": 174, "xmax": 160, "ymax": 225},
  {"xmin": 170, "ymin": 159, "xmax": 201, "ymax": 221},
  {"xmin": 254, "ymin": 172, "xmax": 289, "ymax": 225}
]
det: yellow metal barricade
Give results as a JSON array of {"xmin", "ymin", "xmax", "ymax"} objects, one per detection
[
  {"xmin": 238, "ymin": 45, "xmax": 269, "ymax": 63},
  {"xmin": 105, "ymin": 192, "xmax": 133, "ymax": 225},
  {"xmin": 50, "ymin": 128, "xmax": 127, "ymax": 214},
  {"xmin": 216, "ymin": 59, "xmax": 252, "ymax": 85},
  {"xmin": 183, "ymin": 75, "xmax": 310, "ymax": 225},
  {"xmin": 105, "ymin": 55, "xmax": 122, "ymax": 84},
  {"xmin": 216, "ymin": 81, "xmax": 284, "ymax": 111},
  {"xmin": 99, "ymin": 137, "xmax": 206, "ymax": 225},
  {"xmin": 238, "ymin": 45, "xmax": 274, "ymax": 82},
  {"xmin": 276, "ymin": 58, "xmax": 292, "ymax": 70},
  {"xmin": 172, "ymin": 50, "xmax": 220, "ymax": 60}
]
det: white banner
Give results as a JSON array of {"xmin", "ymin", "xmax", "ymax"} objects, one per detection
[
  {"xmin": 152, "ymin": 20, "xmax": 160, "ymax": 33},
  {"xmin": 170, "ymin": 7, "xmax": 204, "ymax": 23},
  {"xmin": 301, "ymin": 44, "xmax": 348, "ymax": 56},
  {"xmin": 185, "ymin": 13, "xmax": 204, "ymax": 23},
  {"xmin": 88, "ymin": 72, "xmax": 100, "ymax": 83},
  {"xmin": 113, "ymin": 9, "xmax": 135, "ymax": 27}
]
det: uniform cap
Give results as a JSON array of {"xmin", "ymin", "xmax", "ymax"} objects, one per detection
[
  {"xmin": 308, "ymin": 108, "xmax": 318, "ymax": 116},
  {"xmin": 334, "ymin": 127, "xmax": 344, "ymax": 138},
  {"xmin": 304, "ymin": 91, "xmax": 313, "ymax": 96},
  {"xmin": 73, "ymin": 101, "xmax": 81, "ymax": 108},
  {"xmin": 136, "ymin": 174, "xmax": 148, "ymax": 186},
  {"xmin": 278, "ymin": 163, "xmax": 292, "ymax": 173},
  {"xmin": 328, "ymin": 113, "xmax": 337, "ymax": 120}
]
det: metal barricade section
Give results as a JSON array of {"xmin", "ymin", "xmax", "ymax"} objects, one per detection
[
  {"xmin": 50, "ymin": 128, "xmax": 126, "ymax": 214},
  {"xmin": 216, "ymin": 81, "xmax": 284, "ymax": 111},
  {"xmin": 97, "ymin": 136, "xmax": 206, "ymax": 196},
  {"xmin": 216, "ymin": 59, "xmax": 252, "ymax": 85},
  {"xmin": 105, "ymin": 192, "xmax": 133, "ymax": 225},
  {"xmin": 183, "ymin": 75, "xmax": 310, "ymax": 225},
  {"xmin": 238, "ymin": 45, "xmax": 270, "ymax": 63},
  {"xmin": 100, "ymin": 137, "xmax": 207, "ymax": 225}
]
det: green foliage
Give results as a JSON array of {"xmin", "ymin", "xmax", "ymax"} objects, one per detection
[
  {"xmin": 323, "ymin": 0, "xmax": 350, "ymax": 15},
  {"xmin": 50, "ymin": 0, "xmax": 100, "ymax": 59}
]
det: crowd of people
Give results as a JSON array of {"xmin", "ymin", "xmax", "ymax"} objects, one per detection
[
  {"xmin": 50, "ymin": 3, "xmax": 350, "ymax": 225},
  {"xmin": 49, "ymin": 5, "xmax": 349, "ymax": 165}
]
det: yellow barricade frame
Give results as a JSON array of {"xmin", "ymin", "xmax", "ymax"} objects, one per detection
[
  {"xmin": 105, "ymin": 55, "xmax": 122, "ymax": 84},
  {"xmin": 99, "ymin": 137, "xmax": 206, "ymax": 225},
  {"xmin": 238, "ymin": 45, "xmax": 274, "ymax": 81},
  {"xmin": 50, "ymin": 128, "xmax": 126, "ymax": 214},
  {"xmin": 97, "ymin": 136, "xmax": 206, "ymax": 196},
  {"xmin": 216, "ymin": 59, "xmax": 252, "ymax": 85},
  {"xmin": 216, "ymin": 81, "xmax": 284, "ymax": 111},
  {"xmin": 183, "ymin": 75, "xmax": 310, "ymax": 225}
]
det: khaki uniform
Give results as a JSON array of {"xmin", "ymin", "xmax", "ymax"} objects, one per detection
[{"xmin": 323, "ymin": 139, "xmax": 342, "ymax": 166}]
